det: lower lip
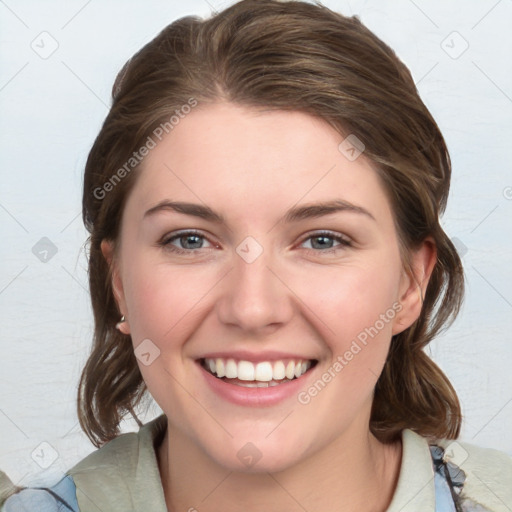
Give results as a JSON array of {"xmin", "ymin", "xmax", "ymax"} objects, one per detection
[{"xmin": 197, "ymin": 361, "xmax": 316, "ymax": 407}]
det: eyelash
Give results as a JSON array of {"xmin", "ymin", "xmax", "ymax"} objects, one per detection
[{"xmin": 158, "ymin": 230, "xmax": 352, "ymax": 256}]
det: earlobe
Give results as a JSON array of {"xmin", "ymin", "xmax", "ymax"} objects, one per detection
[
  {"xmin": 392, "ymin": 238, "xmax": 437, "ymax": 335},
  {"xmin": 100, "ymin": 239, "xmax": 130, "ymax": 334}
]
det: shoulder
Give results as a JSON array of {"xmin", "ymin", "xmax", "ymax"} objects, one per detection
[
  {"xmin": 67, "ymin": 414, "xmax": 167, "ymax": 510},
  {"xmin": 0, "ymin": 434, "xmax": 140, "ymax": 511},
  {"xmin": 434, "ymin": 436, "xmax": 512, "ymax": 511},
  {"xmin": 1, "ymin": 414, "xmax": 167, "ymax": 512},
  {"xmin": 68, "ymin": 414, "xmax": 166, "ymax": 477},
  {"xmin": 55, "ymin": 429, "xmax": 141, "ymax": 511},
  {"xmin": 69, "ymin": 427, "xmax": 140, "ymax": 475},
  {"xmin": 1, "ymin": 471, "xmax": 79, "ymax": 511},
  {"xmin": 388, "ymin": 429, "xmax": 511, "ymax": 512}
]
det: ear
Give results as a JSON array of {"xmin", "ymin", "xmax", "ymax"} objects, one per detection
[
  {"xmin": 392, "ymin": 237, "xmax": 437, "ymax": 335},
  {"xmin": 101, "ymin": 239, "xmax": 131, "ymax": 335}
]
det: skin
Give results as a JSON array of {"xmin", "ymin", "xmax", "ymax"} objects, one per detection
[{"xmin": 102, "ymin": 101, "xmax": 436, "ymax": 512}]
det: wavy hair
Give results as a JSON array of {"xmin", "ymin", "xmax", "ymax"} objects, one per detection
[{"xmin": 79, "ymin": 0, "xmax": 464, "ymax": 447}]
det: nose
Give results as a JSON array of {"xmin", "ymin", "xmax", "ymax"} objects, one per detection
[{"xmin": 216, "ymin": 240, "xmax": 294, "ymax": 334}]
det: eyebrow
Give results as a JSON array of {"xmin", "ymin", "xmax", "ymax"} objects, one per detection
[{"xmin": 143, "ymin": 199, "xmax": 376, "ymax": 223}]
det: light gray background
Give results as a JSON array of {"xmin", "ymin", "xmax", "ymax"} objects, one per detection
[{"xmin": 1, "ymin": 0, "xmax": 511, "ymax": 488}]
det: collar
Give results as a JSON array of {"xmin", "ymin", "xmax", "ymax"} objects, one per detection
[
  {"xmin": 386, "ymin": 428, "xmax": 436, "ymax": 511},
  {"xmin": 71, "ymin": 415, "xmax": 437, "ymax": 511}
]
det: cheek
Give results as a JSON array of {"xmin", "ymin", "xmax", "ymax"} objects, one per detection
[
  {"xmin": 123, "ymin": 260, "xmax": 214, "ymax": 341},
  {"xmin": 304, "ymin": 259, "xmax": 402, "ymax": 344},
  {"xmin": 120, "ymin": 257, "xmax": 218, "ymax": 412},
  {"xmin": 294, "ymin": 263, "xmax": 402, "ymax": 420},
  {"xmin": 123, "ymin": 246, "xmax": 403, "ymax": 350}
]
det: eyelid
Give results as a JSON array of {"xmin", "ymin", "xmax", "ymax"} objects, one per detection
[
  {"xmin": 159, "ymin": 229, "xmax": 217, "ymax": 253},
  {"xmin": 297, "ymin": 230, "xmax": 353, "ymax": 252},
  {"xmin": 299, "ymin": 229, "xmax": 352, "ymax": 244},
  {"xmin": 159, "ymin": 229, "xmax": 353, "ymax": 255}
]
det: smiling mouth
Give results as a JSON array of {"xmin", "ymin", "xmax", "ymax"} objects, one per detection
[{"xmin": 199, "ymin": 357, "xmax": 318, "ymax": 387}]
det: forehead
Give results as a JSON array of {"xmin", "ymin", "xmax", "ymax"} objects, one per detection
[{"xmin": 124, "ymin": 102, "xmax": 393, "ymax": 226}]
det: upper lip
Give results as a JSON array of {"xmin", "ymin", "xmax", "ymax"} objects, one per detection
[{"xmin": 196, "ymin": 350, "xmax": 319, "ymax": 363}]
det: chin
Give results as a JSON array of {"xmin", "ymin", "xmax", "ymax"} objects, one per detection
[{"xmin": 203, "ymin": 436, "xmax": 307, "ymax": 474}]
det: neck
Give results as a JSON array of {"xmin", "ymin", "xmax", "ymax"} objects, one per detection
[{"xmin": 157, "ymin": 420, "xmax": 402, "ymax": 512}]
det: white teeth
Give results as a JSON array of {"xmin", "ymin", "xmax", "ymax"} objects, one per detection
[
  {"xmin": 203, "ymin": 357, "xmax": 314, "ymax": 382},
  {"xmin": 254, "ymin": 362, "xmax": 273, "ymax": 381},
  {"xmin": 236, "ymin": 381, "xmax": 260, "ymax": 388},
  {"xmin": 237, "ymin": 379, "xmax": 294, "ymax": 388},
  {"xmin": 285, "ymin": 361, "xmax": 295, "ymax": 379},
  {"xmin": 273, "ymin": 361, "xmax": 285, "ymax": 380},
  {"xmin": 225, "ymin": 359, "xmax": 237, "ymax": 378},
  {"xmin": 238, "ymin": 360, "xmax": 255, "ymax": 381},
  {"xmin": 215, "ymin": 358, "xmax": 225, "ymax": 378}
]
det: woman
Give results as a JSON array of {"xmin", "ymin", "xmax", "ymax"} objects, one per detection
[{"xmin": 1, "ymin": 0, "xmax": 511, "ymax": 510}]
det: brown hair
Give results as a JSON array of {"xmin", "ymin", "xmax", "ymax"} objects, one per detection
[{"xmin": 79, "ymin": 0, "xmax": 464, "ymax": 447}]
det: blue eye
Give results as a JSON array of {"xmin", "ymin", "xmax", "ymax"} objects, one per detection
[
  {"xmin": 300, "ymin": 231, "xmax": 352, "ymax": 254},
  {"xmin": 160, "ymin": 230, "xmax": 212, "ymax": 254},
  {"xmin": 159, "ymin": 230, "xmax": 352, "ymax": 256}
]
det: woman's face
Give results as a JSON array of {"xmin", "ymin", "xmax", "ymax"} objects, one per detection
[{"xmin": 103, "ymin": 101, "xmax": 432, "ymax": 472}]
